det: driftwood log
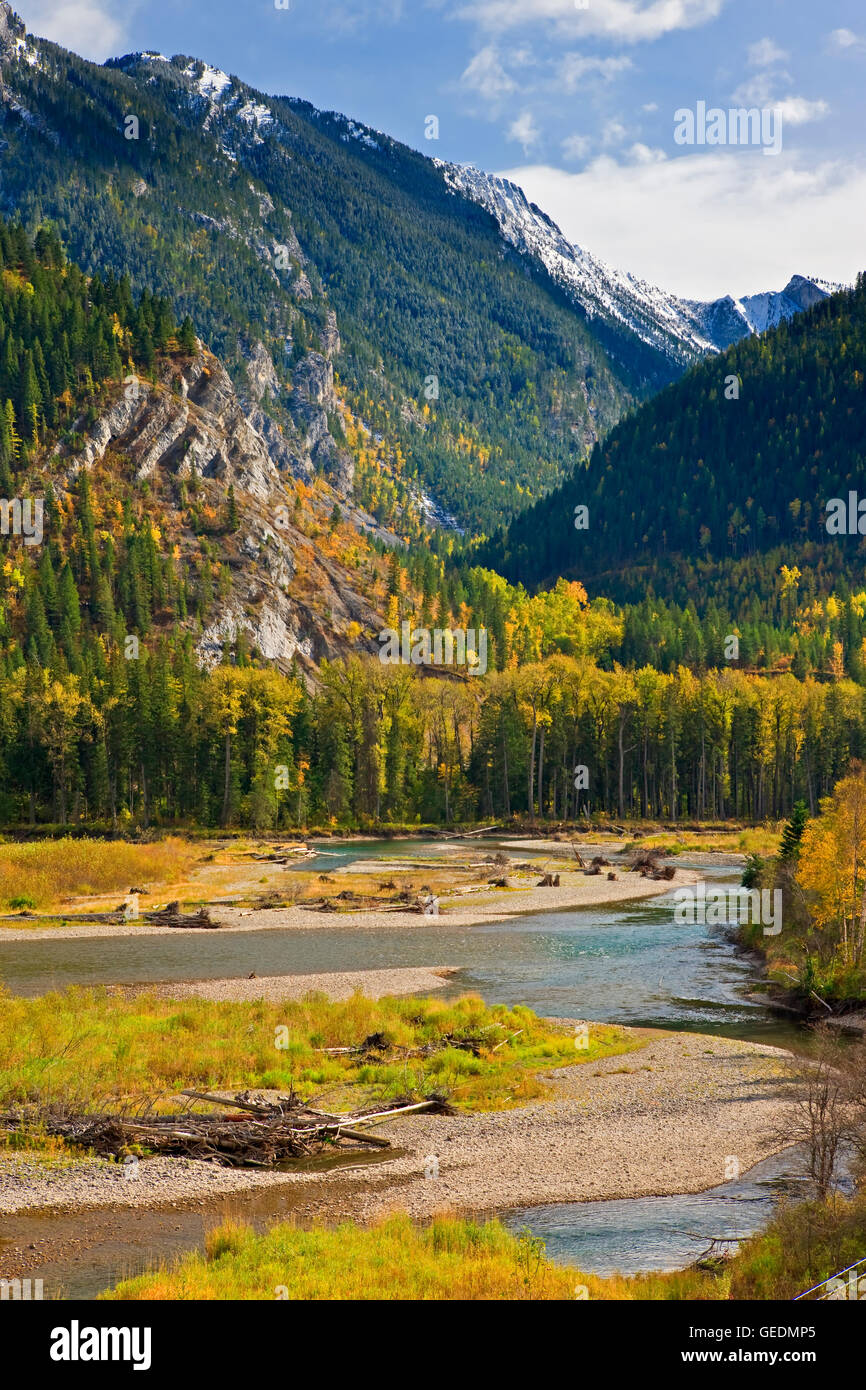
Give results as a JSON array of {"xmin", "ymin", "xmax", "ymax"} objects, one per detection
[
  {"xmin": 144, "ymin": 902, "xmax": 220, "ymax": 929},
  {"xmin": 0, "ymin": 1092, "xmax": 444, "ymax": 1168},
  {"xmin": 304, "ymin": 888, "xmax": 439, "ymax": 915}
]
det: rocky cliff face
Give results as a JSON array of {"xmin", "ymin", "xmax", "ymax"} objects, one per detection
[{"xmin": 56, "ymin": 340, "xmax": 387, "ymax": 678}]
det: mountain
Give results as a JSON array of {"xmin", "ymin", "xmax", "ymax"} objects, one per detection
[
  {"xmin": 478, "ymin": 275, "xmax": 866, "ymax": 617},
  {"xmin": 0, "ymin": 0, "xmax": 847, "ymax": 641},
  {"xmin": 0, "ymin": 5, "xmax": 836, "ymax": 544},
  {"xmin": 0, "ymin": 215, "xmax": 397, "ymax": 691},
  {"xmin": 438, "ymin": 163, "xmax": 838, "ymax": 365},
  {"xmin": 0, "ymin": 7, "xmax": 686, "ymax": 538}
]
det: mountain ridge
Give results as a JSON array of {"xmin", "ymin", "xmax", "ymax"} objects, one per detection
[
  {"xmin": 0, "ymin": 14, "xmax": 655, "ymax": 534},
  {"xmin": 478, "ymin": 274, "xmax": 866, "ymax": 618},
  {"xmin": 0, "ymin": 3, "xmax": 843, "ymax": 555},
  {"xmin": 437, "ymin": 161, "xmax": 840, "ymax": 364}
]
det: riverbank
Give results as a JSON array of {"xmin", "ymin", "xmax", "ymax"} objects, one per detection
[
  {"xmin": 0, "ymin": 1028, "xmax": 793, "ymax": 1235},
  {"xmin": 136, "ymin": 965, "xmax": 459, "ymax": 1003},
  {"xmin": 0, "ymin": 865, "xmax": 699, "ymax": 943},
  {"xmin": 291, "ymin": 1029, "xmax": 794, "ymax": 1223}
]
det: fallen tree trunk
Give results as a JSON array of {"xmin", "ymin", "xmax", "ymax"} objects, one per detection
[{"xmin": 145, "ymin": 902, "xmax": 220, "ymax": 929}]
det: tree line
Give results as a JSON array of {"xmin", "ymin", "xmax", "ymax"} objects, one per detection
[{"xmin": 2, "ymin": 652, "xmax": 865, "ymax": 830}]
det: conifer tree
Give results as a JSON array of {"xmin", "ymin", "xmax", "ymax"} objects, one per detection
[{"xmin": 780, "ymin": 801, "xmax": 810, "ymax": 861}]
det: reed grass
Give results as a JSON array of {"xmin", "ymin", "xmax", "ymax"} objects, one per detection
[
  {"xmin": 103, "ymin": 1213, "xmax": 725, "ymax": 1301},
  {"xmin": 0, "ymin": 988, "xmax": 641, "ymax": 1113},
  {"xmin": 0, "ymin": 837, "xmax": 194, "ymax": 910}
]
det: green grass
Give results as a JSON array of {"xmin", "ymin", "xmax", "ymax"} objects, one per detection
[
  {"xmin": 0, "ymin": 988, "xmax": 642, "ymax": 1114},
  {"xmin": 103, "ymin": 1194, "xmax": 866, "ymax": 1302},
  {"xmin": 103, "ymin": 1212, "xmax": 723, "ymax": 1302},
  {"xmin": 0, "ymin": 916, "xmax": 73, "ymax": 931},
  {"xmin": 729, "ymin": 1194, "xmax": 866, "ymax": 1300}
]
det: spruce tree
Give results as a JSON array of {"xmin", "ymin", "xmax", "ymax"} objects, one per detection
[{"xmin": 779, "ymin": 801, "xmax": 809, "ymax": 861}]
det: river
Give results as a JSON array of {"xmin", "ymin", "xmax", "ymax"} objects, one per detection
[{"xmin": 0, "ymin": 840, "xmax": 809, "ymax": 1295}]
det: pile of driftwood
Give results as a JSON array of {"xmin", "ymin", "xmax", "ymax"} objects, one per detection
[
  {"xmin": 304, "ymin": 887, "xmax": 439, "ymax": 915},
  {"xmin": 0, "ymin": 902, "xmax": 222, "ymax": 929},
  {"xmin": 584, "ymin": 856, "xmax": 612, "ymax": 876},
  {"xmin": 1, "ymin": 1090, "xmax": 443, "ymax": 1168},
  {"xmin": 627, "ymin": 850, "xmax": 676, "ymax": 880},
  {"xmin": 318, "ymin": 1027, "xmax": 505, "ymax": 1062},
  {"xmin": 144, "ymin": 902, "xmax": 220, "ymax": 929},
  {"xmin": 245, "ymin": 844, "xmax": 317, "ymax": 863}
]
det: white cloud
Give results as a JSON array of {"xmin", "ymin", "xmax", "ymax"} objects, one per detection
[
  {"xmin": 559, "ymin": 52, "xmax": 633, "ymax": 90},
  {"xmin": 642, "ymin": 101, "xmax": 659, "ymax": 112},
  {"xmin": 775, "ymin": 96, "xmax": 831, "ymax": 126},
  {"xmin": 746, "ymin": 37, "xmax": 789, "ymax": 68},
  {"xmin": 453, "ymin": 0, "xmax": 726, "ymax": 45},
  {"xmin": 460, "ymin": 44, "xmax": 518, "ymax": 102},
  {"xmin": 829, "ymin": 28, "xmax": 866, "ymax": 53},
  {"xmin": 508, "ymin": 109, "xmax": 541, "ymax": 154},
  {"xmin": 629, "ymin": 142, "xmax": 666, "ymax": 163},
  {"xmin": 496, "ymin": 151, "xmax": 866, "ymax": 298},
  {"xmin": 601, "ymin": 117, "xmax": 628, "ymax": 146},
  {"xmin": 730, "ymin": 74, "xmax": 785, "ymax": 106},
  {"xmin": 16, "ymin": 0, "xmax": 134, "ymax": 60},
  {"xmin": 731, "ymin": 74, "xmax": 829, "ymax": 126},
  {"xmin": 561, "ymin": 132, "xmax": 591, "ymax": 162}
]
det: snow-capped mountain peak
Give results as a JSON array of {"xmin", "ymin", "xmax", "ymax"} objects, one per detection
[{"xmin": 437, "ymin": 161, "xmax": 839, "ymax": 365}]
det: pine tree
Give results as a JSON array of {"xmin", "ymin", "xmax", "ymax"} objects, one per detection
[
  {"xmin": 226, "ymin": 484, "xmax": 240, "ymax": 532},
  {"xmin": 178, "ymin": 316, "xmax": 197, "ymax": 353},
  {"xmin": 17, "ymin": 351, "xmax": 41, "ymax": 441},
  {"xmin": 780, "ymin": 801, "xmax": 809, "ymax": 861}
]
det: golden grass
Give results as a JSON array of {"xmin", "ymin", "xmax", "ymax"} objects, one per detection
[
  {"xmin": 638, "ymin": 825, "xmax": 781, "ymax": 857},
  {"xmin": 107, "ymin": 1194, "xmax": 866, "ymax": 1302},
  {"xmin": 103, "ymin": 1212, "xmax": 725, "ymax": 1301},
  {"xmin": 0, "ymin": 988, "xmax": 642, "ymax": 1114},
  {"xmin": 0, "ymin": 837, "xmax": 195, "ymax": 911}
]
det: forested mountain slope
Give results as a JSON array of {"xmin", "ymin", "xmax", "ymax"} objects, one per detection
[
  {"xmin": 0, "ymin": 221, "xmax": 863, "ymax": 828},
  {"xmin": 0, "ymin": 217, "xmax": 399, "ymax": 678},
  {"xmin": 0, "ymin": 4, "xmax": 669, "ymax": 536},
  {"xmin": 480, "ymin": 276, "xmax": 866, "ymax": 620}
]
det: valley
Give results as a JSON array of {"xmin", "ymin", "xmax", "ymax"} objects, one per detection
[
  {"xmin": 0, "ymin": 833, "xmax": 798, "ymax": 1301},
  {"xmin": 0, "ymin": 0, "xmax": 863, "ymax": 1320}
]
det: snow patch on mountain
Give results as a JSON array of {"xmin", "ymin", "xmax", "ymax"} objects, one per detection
[
  {"xmin": 191, "ymin": 62, "xmax": 232, "ymax": 99},
  {"xmin": 237, "ymin": 99, "xmax": 273, "ymax": 129},
  {"xmin": 340, "ymin": 118, "xmax": 379, "ymax": 150}
]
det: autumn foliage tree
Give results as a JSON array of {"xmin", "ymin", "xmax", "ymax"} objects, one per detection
[{"xmin": 796, "ymin": 764, "xmax": 866, "ymax": 970}]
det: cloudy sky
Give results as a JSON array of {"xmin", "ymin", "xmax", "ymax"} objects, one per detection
[{"xmin": 14, "ymin": 0, "xmax": 866, "ymax": 298}]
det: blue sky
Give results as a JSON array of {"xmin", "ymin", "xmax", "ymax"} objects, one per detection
[{"xmin": 14, "ymin": 0, "xmax": 866, "ymax": 298}]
